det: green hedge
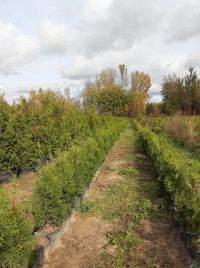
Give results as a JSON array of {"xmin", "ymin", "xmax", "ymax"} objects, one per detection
[
  {"xmin": 0, "ymin": 116, "xmax": 127, "ymax": 267},
  {"xmin": 32, "ymin": 117, "xmax": 128, "ymax": 229},
  {"xmin": 132, "ymin": 120, "xmax": 200, "ymax": 236},
  {"xmin": 0, "ymin": 90, "xmax": 109, "ymax": 173},
  {"xmin": 0, "ymin": 187, "xmax": 35, "ymax": 268}
]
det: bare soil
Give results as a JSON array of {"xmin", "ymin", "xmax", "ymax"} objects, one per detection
[
  {"xmin": 5, "ymin": 171, "xmax": 36, "ymax": 203},
  {"xmin": 33, "ymin": 236, "xmax": 50, "ymax": 250}
]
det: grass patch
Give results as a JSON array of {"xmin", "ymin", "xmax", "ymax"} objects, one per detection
[
  {"xmin": 119, "ymin": 167, "xmax": 136, "ymax": 176},
  {"xmin": 79, "ymin": 173, "xmax": 166, "ymax": 267}
]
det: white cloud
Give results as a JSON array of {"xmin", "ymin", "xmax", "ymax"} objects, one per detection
[
  {"xmin": 60, "ymin": 55, "xmax": 102, "ymax": 80},
  {"xmin": 168, "ymin": 0, "xmax": 200, "ymax": 41},
  {"xmin": 185, "ymin": 52, "xmax": 200, "ymax": 69},
  {"xmin": 39, "ymin": 18, "xmax": 75, "ymax": 54},
  {"xmin": 0, "ymin": 21, "xmax": 39, "ymax": 75},
  {"xmin": 77, "ymin": 0, "xmax": 162, "ymax": 56},
  {"xmin": 81, "ymin": 0, "xmax": 113, "ymax": 22}
]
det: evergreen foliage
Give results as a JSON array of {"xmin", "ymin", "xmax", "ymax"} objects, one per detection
[
  {"xmin": 133, "ymin": 120, "xmax": 200, "ymax": 237},
  {"xmin": 0, "ymin": 187, "xmax": 35, "ymax": 268},
  {"xmin": 32, "ymin": 117, "xmax": 128, "ymax": 228},
  {"xmin": 0, "ymin": 89, "xmax": 108, "ymax": 173}
]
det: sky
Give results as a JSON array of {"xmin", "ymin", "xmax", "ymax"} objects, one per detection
[{"xmin": 0, "ymin": 0, "xmax": 200, "ymax": 103}]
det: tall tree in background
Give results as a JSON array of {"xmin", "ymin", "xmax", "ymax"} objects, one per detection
[
  {"xmin": 95, "ymin": 68, "xmax": 116, "ymax": 89},
  {"xmin": 161, "ymin": 74, "xmax": 183, "ymax": 114},
  {"xmin": 129, "ymin": 71, "xmax": 151, "ymax": 115},
  {"xmin": 82, "ymin": 66, "xmax": 151, "ymax": 117},
  {"xmin": 119, "ymin": 64, "xmax": 128, "ymax": 89},
  {"xmin": 146, "ymin": 102, "xmax": 162, "ymax": 115},
  {"xmin": 131, "ymin": 71, "xmax": 151, "ymax": 96},
  {"xmin": 183, "ymin": 67, "xmax": 200, "ymax": 115},
  {"xmin": 161, "ymin": 67, "xmax": 200, "ymax": 115},
  {"xmin": 82, "ymin": 84, "xmax": 98, "ymax": 111}
]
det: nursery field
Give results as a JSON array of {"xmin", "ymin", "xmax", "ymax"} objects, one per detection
[
  {"xmin": 1, "ymin": 116, "xmax": 200, "ymax": 267},
  {"xmin": 0, "ymin": 90, "xmax": 121, "ymax": 174},
  {"xmin": 0, "ymin": 112, "xmax": 128, "ymax": 267},
  {"xmin": 41, "ymin": 125, "xmax": 191, "ymax": 267}
]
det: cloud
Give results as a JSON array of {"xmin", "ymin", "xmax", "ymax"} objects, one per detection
[
  {"xmin": 185, "ymin": 52, "xmax": 200, "ymax": 69},
  {"xmin": 39, "ymin": 18, "xmax": 75, "ymax": 54},
  {"xmin": 60, "ymin": 55, "xmax": 102, "ymax": 80},
  {"xmin": 168, "ymin": 0, "xmax": 200, "ymax": 41},
  {"xmin": 77, "ymin": 0, "xmax": 162, "ymax": 56},
  {"xmin": 0, "ymin": 21, "xmax": 39, "ymax": 75},
  {"xmin": 81, "ymin": 0, "xmax": 113, "ymax": 22}
]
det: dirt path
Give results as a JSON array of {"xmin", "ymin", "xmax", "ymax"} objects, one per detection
[{"xmin": 40, "ymin": 126, "xmax": 190, "ymax": 268}]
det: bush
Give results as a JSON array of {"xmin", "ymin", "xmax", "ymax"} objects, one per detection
[
  {"xmin": 32, "ymin": 161, "xmax": 74, "ymax": 228},
  {"xmin": 0, "ymin": 90, "xmax": 115, "ymax": 173},
  {"xmin": 133, "ymin": 120, "xmax": 200, "ymax": 235},
  {"xmin": 32, "ymin": 117, "xmax": 128, "ymax": 229},
  {"xmin": 163, "ymin": 116, "xmax": 195, "ymax": 146},
  {"xmin": 0, "ymin": 187, "xmax": 34, "ymax": 267}
]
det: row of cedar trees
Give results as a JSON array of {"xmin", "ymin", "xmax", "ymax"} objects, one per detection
[
  {"xmin": 82, "ymin": 64, "xmax": 151, "ymax": 117},
  {"xmin": 147, "ymin": 67, "xmax": 200, "ymax": 116}
]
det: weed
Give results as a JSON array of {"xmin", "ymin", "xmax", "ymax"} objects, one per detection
[
  {"xmin": 119, "ymin": 167, "xmax": 136, "ymax": 176},
  {"xmin": 79, "ymin": 199, "xmax": 99, "ymax": 218}
]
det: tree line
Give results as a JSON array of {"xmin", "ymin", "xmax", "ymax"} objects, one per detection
[{"xmin": 2, "ymin": 65, "xmax": 199, "ymax": 121}]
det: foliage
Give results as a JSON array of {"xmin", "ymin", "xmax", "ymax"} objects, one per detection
[
  {"xmin": 0, "ymin": 186, "xmax": 35, "ymax": 268},
  {"xmin": 96, "ymin": 85, "xmax": 128, "ymax": 116},
  {"xmin": 163, "ymin": 116, "xmax": 195, "ymax": 146},
  {"xmin": 32, "ymin": 116, "xmax": 128, "ymax": 228},
  {"xmin": 0, "ymin": 89, "xmax": 110, "ymax": 173},
  {"xmin": 130, "ymin": 71, "xmax": 151, "ymax": 97},
  {"xmin": 140, "ymin": 116, "xmax": 200, "ymax": 153},
  {"xmin": 133, "ymin": 120, "xmax": 200, "ymax": 236},
  {"xmin": 82, "ymin": 65, "xmax": 151, "ymax": 117},
  {"xmin": 161, "ymin": 67, "xmax": 200, "ymax": 115},
  {"xmin": 119, "ymin": 64, "xmax": 128, "ymax": 89},
  {"xmin": 146, "ymin": 102, "xmax": 162, "ymax": 116}
]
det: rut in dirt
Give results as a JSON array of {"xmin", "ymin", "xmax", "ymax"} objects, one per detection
[{"xmin": 40, "ymin": 126, "xmax": 190, "ymax": 268}]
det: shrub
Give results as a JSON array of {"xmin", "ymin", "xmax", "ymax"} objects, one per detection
[
  {"xmin": 0, "ymin": 187, "xmax": 34, "ymax": 267},
  {"xmin": 32, "ymin": 117, "xmax": 128, "ymax": 229},
  {"xmin": 0, "ymin": 90, "xmax": 117, "ymax": 173},
  {"xmin": 32, "ymin": 164, "xmax": 69, "ymax": 228},
  {"xmin": 133, "ymin": 120, "xmax": 200, "ymax": 234},
  {"xmin": 163, "ymin": 116, "xmax": 195, "ymax": 146}
]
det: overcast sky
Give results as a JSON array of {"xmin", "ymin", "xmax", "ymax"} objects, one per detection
[{"xmin": 0, "ymin": 0, "xmax": 200, "ymax": 103}]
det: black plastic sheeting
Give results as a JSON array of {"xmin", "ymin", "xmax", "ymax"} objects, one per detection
[
  {"xmin": 0, "ymin": 158, "xmax": 49, "ymax": 184},
  {"xmin": 168, "ymin": 204, "xmax": 200, "ymax": 263}
]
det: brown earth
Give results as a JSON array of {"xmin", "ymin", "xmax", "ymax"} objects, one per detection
[
  {"xmin": 34, "ymin": 236, "xmax": 50, "ymax": 250},
  {"xmin": 5, "ymin": 171, "xmax": 36, "ymax": 204},
  {"xmin": 40, "ymin": 128, "xmax": 190, "ymax": 268}
]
